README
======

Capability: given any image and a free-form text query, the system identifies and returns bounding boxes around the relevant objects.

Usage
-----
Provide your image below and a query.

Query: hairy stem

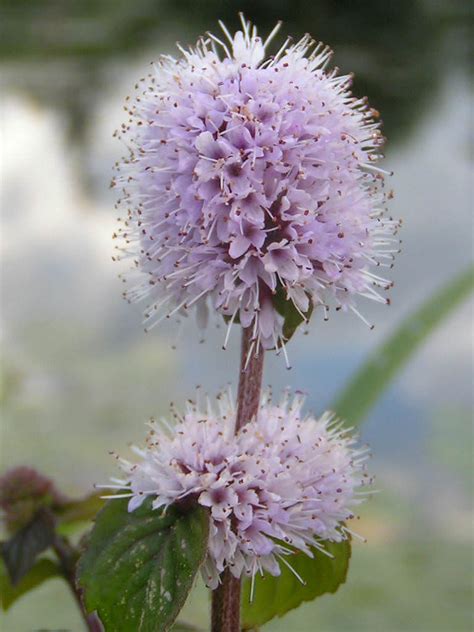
[211,326,265,632]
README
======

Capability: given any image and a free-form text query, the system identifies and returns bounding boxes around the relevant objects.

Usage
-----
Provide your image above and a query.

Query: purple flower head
[102,390,371,589]
[113,16,400,349]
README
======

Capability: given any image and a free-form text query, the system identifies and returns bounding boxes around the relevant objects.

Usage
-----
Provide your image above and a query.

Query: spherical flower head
[113,16,400,349]
[105,391,371,589]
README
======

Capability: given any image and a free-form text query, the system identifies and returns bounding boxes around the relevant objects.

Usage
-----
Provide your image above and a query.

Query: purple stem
[53,536,103,632]
[211,326,265,632]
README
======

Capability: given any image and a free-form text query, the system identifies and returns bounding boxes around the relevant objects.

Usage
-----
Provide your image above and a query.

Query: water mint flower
[100,390,371,589]
[0,466,66,533]
[113,16,399,350]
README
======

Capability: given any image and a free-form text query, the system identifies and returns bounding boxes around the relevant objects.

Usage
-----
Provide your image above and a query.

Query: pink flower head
[103,390,371,589]
[113,16,400,349]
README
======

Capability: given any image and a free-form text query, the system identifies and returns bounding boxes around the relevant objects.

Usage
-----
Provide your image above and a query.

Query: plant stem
[234,327,266,433]
[53,535,103,632]
[211,570,242,632]
[211,326,265,632]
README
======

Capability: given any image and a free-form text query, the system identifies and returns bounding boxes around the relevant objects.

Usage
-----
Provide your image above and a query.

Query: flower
[101,390,371,589]
[113,16,400,350]
[0,466,66,533]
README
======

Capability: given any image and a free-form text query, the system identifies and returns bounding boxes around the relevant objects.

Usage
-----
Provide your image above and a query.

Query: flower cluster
[0,466,66,533]
[104,390,371,588]
[113,17,400,349]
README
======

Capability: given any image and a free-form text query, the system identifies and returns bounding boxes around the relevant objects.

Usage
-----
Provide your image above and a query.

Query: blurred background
[0,0,472,630]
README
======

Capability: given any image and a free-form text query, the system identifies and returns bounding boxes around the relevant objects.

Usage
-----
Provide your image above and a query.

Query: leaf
[1,508,56,584]
[56,492,103,528]
[223,287,312,344]
[241,539,351,629]
[333,265,474,426]
[78,498,209,632]
[273,286,313,343]
[0,557,61,610]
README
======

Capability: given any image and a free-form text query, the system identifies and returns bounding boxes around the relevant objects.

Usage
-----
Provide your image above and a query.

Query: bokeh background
[1,1,472,630]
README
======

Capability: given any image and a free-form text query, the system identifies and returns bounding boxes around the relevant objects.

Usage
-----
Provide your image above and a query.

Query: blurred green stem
[333,263,474,425]
[211,327,265,632]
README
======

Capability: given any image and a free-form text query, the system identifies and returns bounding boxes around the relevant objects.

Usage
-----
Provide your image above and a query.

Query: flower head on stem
[113,16,400,351]
[100,389,372,590]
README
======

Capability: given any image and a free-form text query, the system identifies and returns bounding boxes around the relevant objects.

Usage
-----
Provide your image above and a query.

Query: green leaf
[78,498,209,632]
[273,286,313,343]
[56,492,103,529]
[1,508,56,584]
[333,265,474,426]
[0,557,61,610]
[241,539,351,629]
